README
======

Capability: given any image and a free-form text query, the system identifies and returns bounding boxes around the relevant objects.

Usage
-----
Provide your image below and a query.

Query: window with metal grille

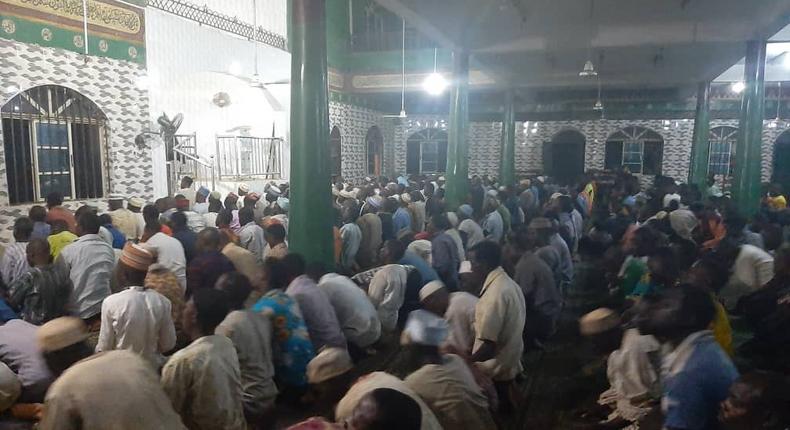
[406,128,448,174]
[1,85,107,205]
[604,126,664,175]
[708,126,738,176]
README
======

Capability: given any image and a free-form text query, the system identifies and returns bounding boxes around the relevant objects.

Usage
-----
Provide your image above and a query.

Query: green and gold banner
[0,0,146,64]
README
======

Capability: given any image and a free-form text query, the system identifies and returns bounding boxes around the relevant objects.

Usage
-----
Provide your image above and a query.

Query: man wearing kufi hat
[96,243,176,369]
[37,317,185,429]
[107,194,140,241]
[127,197,147,240]
[177,176,196,210]
[419,279,478,355]
[400,310,497,430]
[193,186,211,215]
[393,194,413,237]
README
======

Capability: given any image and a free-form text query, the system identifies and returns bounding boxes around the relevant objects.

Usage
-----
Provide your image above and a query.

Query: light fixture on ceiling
[423,47,448,96]
[580,60,598,77]
[731,81,746,93]
[769,81,783,129]
[579,0,598,77]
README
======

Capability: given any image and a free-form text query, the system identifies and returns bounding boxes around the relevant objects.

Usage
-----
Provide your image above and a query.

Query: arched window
[708,126,738,176]
[366,126,383,176]
[406,128,448,174]
[330,126,342,177]
[604,126,664,175]
[2,85,107,204]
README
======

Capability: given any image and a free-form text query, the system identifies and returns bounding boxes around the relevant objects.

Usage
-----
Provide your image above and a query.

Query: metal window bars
[1,85,108,205]
[147,0,287,51]
[215,135,282,182]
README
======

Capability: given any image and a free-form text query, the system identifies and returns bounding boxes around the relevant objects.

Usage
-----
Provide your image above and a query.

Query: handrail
[173,147,214,169]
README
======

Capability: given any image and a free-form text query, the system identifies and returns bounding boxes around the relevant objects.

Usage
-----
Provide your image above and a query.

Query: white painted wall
[144,7,291,197]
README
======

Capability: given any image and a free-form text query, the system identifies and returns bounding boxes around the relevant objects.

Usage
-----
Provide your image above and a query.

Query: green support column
[500,90,516,186]
[444,50,470,210]
[688,82,711,189]
[287,0,334,266]
[732,40,767,217]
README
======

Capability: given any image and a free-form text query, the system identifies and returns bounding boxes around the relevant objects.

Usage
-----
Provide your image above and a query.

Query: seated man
[7,239,70,325]
[264,223,289,260]
[96,243,176,369]
[215,273,278,429]
[400,310,497,430]
[162,289,246,430]
[637,285,738,430]
[1,217,33,287]
[37,317,185,429]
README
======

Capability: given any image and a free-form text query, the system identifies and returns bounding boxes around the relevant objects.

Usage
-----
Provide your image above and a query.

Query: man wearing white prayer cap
[407,240,432,265]
[400,310,497,430]
[419,279,478,355]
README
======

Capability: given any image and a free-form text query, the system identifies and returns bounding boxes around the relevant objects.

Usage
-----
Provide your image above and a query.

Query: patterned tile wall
[0,39,151,242]
[329,101,395,182]
[392,115,790,185]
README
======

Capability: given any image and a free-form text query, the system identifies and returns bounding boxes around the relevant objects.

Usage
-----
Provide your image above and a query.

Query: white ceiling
[375,0,790,91]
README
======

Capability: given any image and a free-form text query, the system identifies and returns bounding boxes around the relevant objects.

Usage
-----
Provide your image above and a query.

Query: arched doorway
[330,126,342,177]
[544,129,585,184]
[366,126,383,176]
[406,128,448,174]
[773,130,790,191]
[1,85,107,204]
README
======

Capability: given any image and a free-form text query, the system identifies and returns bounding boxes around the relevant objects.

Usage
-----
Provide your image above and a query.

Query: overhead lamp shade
[579,60,598,77]
[593,100,604,110]
[422,72,448,96]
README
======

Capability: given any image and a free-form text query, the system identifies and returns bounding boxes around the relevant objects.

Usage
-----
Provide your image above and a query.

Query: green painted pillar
[732,40,766,217]
[500,90,516,186]
[444,50,470,210]
[688,82,711,189]
[287,0,334,266]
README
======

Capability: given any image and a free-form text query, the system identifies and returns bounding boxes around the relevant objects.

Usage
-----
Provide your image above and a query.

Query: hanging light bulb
[579,60,598,77]
[731,81,746,93]
[593,100,603,111]
[423,48,448,96]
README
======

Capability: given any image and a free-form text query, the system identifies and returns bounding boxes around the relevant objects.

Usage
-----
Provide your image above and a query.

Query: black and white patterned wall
[328,101,395,182]
[389,115,790,184]
[0,39,152,242]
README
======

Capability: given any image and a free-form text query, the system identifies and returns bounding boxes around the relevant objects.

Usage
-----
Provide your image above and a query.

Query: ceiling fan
[212,0,287,112]
[383,18,408,119]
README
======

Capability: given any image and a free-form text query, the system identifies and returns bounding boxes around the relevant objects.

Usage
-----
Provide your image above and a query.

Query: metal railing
[216,135,283,181]
[168,133,216,194]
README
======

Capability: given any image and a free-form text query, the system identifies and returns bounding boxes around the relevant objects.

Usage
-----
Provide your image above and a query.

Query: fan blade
[257,86,284,112]
[261,79,290,85]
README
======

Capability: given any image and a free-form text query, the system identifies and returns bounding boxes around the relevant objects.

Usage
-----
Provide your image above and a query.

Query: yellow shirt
[48,231,77,259]
[710,296,733,356]
[768,195,787,210]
